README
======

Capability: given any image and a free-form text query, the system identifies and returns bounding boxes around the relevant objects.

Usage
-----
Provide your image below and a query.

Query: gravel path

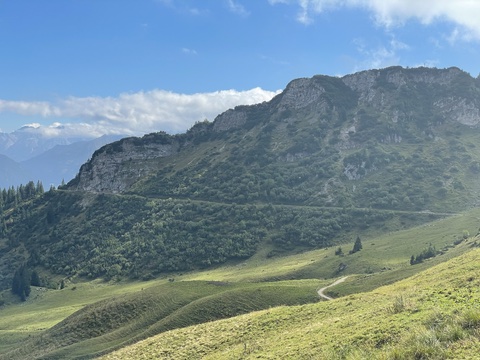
[317,276,348,300]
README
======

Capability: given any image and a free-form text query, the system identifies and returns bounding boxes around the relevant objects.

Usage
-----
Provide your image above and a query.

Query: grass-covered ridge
[101,246,480,359]
[0,280,319,359]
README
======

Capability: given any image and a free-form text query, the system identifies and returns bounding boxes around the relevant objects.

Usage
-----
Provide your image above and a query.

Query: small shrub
[435,323,466,343]
[410,243,437,265]
[460,309,480,329]
[389,328,445,360]
[390,295,406,314]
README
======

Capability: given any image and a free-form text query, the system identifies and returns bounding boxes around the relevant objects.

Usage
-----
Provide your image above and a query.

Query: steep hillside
[0,189,443,290]
[101,246,480,359]
[2,66,480,290]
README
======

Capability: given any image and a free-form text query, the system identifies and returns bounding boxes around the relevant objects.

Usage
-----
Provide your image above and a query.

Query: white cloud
[156,0,209,16]
[0,99,59,117]
[187,7,204,16]
[268,0,480,41]
[0,88,281,138]
[226,0,249,16]
[181,47,198,55]
[353,35,409,70]
[16,121,102,139]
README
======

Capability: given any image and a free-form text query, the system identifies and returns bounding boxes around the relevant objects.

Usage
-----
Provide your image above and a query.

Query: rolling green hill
[99,246,480,359]
[0,208,479,359]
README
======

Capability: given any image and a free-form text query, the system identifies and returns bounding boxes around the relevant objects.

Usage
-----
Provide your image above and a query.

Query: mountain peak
[68,66,480,205]
[17,123,42,131]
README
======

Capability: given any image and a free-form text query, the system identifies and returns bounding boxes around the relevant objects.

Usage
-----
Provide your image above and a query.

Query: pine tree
[351,235,363,254]
[36,180,44,195]
[0,217,6,237]
[25,181,36,198]
[11,265,31,301]
[30,270,41,287]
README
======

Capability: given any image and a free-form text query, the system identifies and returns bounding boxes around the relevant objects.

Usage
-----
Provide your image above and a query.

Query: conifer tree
[1,217,7,237]
[36,180,44,194]
[11,265,31,301]
[30,270,41,287]
[351,235,363,254]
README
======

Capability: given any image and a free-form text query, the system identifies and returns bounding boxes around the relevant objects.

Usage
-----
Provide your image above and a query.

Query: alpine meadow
[2,66,480,359]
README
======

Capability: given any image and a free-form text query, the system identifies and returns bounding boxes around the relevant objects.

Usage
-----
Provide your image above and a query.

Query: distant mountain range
[0,154,31,188]
[0,128,124,188]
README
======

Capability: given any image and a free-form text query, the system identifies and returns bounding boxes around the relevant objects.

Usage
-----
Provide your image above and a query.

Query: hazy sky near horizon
[0,0,479,137]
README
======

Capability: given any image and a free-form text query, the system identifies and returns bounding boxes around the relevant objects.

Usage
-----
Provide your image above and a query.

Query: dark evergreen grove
[0,180,44,210]
[410,244,437,265]
[2,187,415,292]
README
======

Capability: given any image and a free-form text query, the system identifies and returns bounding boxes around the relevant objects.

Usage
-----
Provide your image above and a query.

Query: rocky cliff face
[341,66,465,97]
[71,134,180,193]
[277,77,326,110]
[434,97,480,126]
[212,108,248,132]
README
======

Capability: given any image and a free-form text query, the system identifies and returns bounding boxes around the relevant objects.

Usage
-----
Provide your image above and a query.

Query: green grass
[183,208,480,290]
[1,208,480,359]
[0,279,161,352]
[0,280,319,360]
[100,247,480,359]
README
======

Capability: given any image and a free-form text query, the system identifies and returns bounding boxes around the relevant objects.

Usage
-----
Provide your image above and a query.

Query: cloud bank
[269,0,480,41]
[0,88,281,138]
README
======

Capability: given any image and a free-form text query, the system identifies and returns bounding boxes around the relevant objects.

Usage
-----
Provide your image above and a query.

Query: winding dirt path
[317,276,348,300]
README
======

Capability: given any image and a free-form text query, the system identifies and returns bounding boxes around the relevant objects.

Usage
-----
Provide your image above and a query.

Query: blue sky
[0,0,479,137]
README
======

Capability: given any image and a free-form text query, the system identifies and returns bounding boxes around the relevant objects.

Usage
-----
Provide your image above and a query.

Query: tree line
[0,181,45,211]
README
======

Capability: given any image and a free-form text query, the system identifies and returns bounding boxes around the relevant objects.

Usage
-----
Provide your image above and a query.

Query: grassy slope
[183,208,480,293]
[0,281,319,360]
[101,246,480,360]
[0,279,156,354]
[0,208,479,359]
